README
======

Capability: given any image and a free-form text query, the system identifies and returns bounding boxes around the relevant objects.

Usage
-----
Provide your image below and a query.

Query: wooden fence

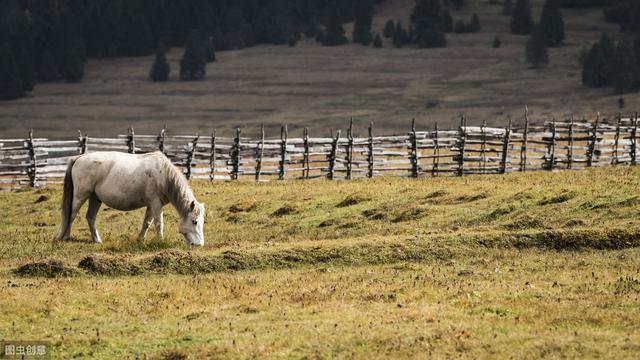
[1,111,638,190]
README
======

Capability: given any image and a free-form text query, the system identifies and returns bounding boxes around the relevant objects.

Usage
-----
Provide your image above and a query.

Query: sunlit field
[1,167,639,358]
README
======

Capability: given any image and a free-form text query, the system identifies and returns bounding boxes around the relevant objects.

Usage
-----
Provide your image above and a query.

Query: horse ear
[190,200,195,212]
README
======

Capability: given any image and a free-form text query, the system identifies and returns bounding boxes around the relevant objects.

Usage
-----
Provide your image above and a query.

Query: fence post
[367,122,374,178]
[328,130,341,180]
[157,125,166,154]
[232,128,241,180]
[210,130,216,181]
[27,129,36,188]
[632,113,638,166]
[410,118,419,178]
[567,114,574,169]
[185,134,199,180]
[613,113,621,165]
[481,119,487,174]
[587,114,599,167]
[279,124,288,180]
[127,127,135,154]
[78,131,87,154]
[432,122,439,177]
[303,127,310,179]
[256,124,265,182]
[501,118,512,174]
[547,118,556,171]
[520,106,529,172]
[347,118,354,180]
[457,115,466,177]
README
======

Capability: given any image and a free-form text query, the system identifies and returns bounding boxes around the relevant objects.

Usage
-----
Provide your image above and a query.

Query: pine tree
[373,34,383,48]
[511,0,533,35]
[503,0,513,16]
[203,35,216,63]
[353,0,374,45]
[539,0,564,46]
[610,40,638,93]
[493,36,502,48]
[393,21,407,48]
[150,43,171,82]
[451,0,465,8]
[582,43,606,87]
[53,6,85,83]
[323,4,347,46]
[443,9,454,33]
[315,28,326,43]
[455,20,467,33]
[10,13,35,93]
[411,0,447,48]
[38,50,58,82]
[526,24,549,67]
[0,41,24,100]
[383,20,395,38]
[469,14,481,32]
[120,4,155,57]
[180,30,206,81]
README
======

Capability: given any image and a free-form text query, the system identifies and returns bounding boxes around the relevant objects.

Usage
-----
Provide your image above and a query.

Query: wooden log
[232,128,241,180]
[480,119,487,174]
[432,122,440,177]
[328,130,341,180]
[279,124,288,180]
[567,115,574,169]
[632,113,638,166]
[127,127,135,154]
[185,135,199,180]
[547,119,556,170]
[27,129,36,187]
[78,131,87,154]
[347,118,354,180]
[587,114,599,167]
[520,106,529,172]
[158,125,166,154]
[457,115,466,177]
[256,125,265,182]
[501,119,512,174]
[303,127,310,179]
[410,118,419,178]
[613,113,622,165]
[367,122,374,178]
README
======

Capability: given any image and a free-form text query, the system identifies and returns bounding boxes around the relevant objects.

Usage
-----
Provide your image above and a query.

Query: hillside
[0,0,636,140]
[1,167,639,358]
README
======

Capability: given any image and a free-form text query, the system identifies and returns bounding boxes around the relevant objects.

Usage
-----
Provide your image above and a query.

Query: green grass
[1,167,640,358]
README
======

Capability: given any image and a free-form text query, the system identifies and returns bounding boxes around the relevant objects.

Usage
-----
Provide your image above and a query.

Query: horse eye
[192,220,197,225]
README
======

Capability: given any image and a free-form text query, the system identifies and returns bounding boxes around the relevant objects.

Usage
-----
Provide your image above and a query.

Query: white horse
[54,151,205,246]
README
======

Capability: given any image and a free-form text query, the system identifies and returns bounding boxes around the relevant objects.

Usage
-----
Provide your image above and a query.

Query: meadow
[1,167,639,358]
[0,0,634,140]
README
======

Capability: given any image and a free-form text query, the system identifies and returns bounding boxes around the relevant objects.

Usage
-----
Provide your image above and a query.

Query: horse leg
[138,207,153,241]
[86,193,102,243]
[150,201,164,240]
[63,193,90,240]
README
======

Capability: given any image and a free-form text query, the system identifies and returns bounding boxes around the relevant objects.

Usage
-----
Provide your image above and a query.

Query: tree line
[581,0,640,93]
[0,0,384,100]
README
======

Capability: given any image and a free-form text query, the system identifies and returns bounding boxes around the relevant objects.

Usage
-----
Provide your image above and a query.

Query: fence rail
[1,110,638,190]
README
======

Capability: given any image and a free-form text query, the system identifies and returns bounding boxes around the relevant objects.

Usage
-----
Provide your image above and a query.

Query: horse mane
[160,153,195,217]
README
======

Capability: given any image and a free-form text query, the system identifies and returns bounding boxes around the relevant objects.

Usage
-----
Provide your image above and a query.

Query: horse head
[179,200,205,246]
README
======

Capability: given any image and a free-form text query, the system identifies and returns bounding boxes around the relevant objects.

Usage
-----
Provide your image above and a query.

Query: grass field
[0,0,636,140]
[1,167,640,358]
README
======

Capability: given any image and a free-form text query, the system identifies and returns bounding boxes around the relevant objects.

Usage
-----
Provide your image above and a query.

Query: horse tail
[55,156,79,240]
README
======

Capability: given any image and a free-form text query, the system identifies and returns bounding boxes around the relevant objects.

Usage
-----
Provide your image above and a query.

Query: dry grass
[0,167,640,358]
[0,0,635,140]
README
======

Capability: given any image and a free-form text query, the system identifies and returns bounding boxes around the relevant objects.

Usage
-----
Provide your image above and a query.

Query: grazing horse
[54,151,205,246]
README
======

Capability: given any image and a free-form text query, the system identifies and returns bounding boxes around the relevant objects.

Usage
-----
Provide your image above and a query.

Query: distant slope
[0,0,635,139]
